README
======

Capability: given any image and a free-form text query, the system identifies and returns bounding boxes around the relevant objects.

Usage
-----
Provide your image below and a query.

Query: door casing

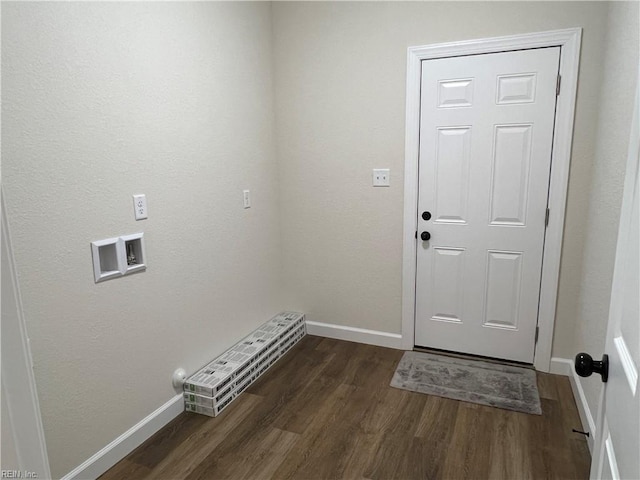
[1,191,51,477]
[401,28,582,372]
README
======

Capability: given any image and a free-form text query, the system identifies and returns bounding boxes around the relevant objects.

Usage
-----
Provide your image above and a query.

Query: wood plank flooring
[100,336,591,480]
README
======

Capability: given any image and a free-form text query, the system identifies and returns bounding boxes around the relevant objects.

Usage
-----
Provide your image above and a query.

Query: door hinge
[415,231,417,239]
[556,74,562,96]
[545,208,550,227]
[535,326,540,344]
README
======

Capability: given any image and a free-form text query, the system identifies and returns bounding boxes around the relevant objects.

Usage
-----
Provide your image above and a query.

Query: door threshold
[413,346,534,370]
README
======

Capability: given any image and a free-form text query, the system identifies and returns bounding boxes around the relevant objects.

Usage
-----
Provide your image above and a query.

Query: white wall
[573,0,639,426]
[2,3,282,477]
[273,1,608,351]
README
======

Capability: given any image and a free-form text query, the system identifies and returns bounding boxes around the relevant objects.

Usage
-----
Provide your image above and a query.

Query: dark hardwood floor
[100,335,591,480]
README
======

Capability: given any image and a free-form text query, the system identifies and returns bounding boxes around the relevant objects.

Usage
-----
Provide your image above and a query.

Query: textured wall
[2,3,282,477]
[573,0,639,425]
[273,1,608,351]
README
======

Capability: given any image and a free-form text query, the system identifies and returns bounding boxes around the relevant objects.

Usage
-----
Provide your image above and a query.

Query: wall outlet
[243,190,251,209]
[133,194,148,220]
[373,169,390,187]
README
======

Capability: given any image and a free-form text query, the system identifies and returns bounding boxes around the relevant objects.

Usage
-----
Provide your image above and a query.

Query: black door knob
[421,231,431,241]
[422,211,432,221]
[575,353,609,382]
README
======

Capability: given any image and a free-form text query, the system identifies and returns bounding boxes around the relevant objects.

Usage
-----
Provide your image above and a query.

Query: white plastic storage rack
[184,312,306,417]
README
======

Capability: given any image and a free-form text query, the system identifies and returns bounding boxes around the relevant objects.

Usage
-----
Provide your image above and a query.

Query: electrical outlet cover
[133,194,148,220]
[373,168,390,187]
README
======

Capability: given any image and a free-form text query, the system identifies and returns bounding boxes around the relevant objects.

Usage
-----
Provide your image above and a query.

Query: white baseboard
[549,356,573,376]
[306,321,403,350]
[61,394,184,480]
[550,357,596,452]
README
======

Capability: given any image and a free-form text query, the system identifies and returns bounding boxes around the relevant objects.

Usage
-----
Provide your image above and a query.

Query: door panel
[496,73,537,104]
[489,124,533,225]
[431,247,466,323]
[434,127,471,223]
[438,78,474,108]
[415,47,560,362]
[483,250,523,329]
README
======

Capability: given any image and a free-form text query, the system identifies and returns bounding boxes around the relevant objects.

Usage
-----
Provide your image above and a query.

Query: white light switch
[133,194,148,220]
[243,190,251,209]
[373,169,390,187]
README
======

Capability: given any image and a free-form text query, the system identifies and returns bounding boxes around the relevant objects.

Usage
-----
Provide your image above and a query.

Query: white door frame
[401,28,582,372]
[1,191,52,478]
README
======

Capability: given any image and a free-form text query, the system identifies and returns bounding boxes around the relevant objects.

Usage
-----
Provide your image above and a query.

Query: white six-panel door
[415,47,560,363]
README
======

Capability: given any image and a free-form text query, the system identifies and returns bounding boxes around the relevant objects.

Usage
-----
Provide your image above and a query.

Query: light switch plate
[373,169,390,187]
[243,190,251,209]
[133,194,148,220]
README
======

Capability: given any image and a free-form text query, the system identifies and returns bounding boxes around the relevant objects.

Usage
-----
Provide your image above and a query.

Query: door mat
[390,351,542,415]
